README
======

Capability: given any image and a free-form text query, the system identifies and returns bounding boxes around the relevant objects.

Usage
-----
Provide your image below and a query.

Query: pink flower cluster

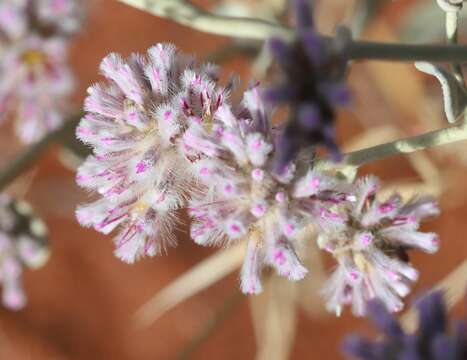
[0,0,81,143]
[186,86,352,293]
[76,44,227,263]
[76,43,440,316]
[320,176,440,316]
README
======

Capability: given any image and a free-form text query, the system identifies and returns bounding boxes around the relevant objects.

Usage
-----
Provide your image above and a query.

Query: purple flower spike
[416,291,447,340]
[293,0,315,31]
[265,0,350,170]
[342,291,467,360]
[366,300,404,338]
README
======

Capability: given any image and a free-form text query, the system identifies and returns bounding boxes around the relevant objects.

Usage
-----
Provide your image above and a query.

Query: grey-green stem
[118,0,467,63]
[343,120,467,167]
[0,116,80,191]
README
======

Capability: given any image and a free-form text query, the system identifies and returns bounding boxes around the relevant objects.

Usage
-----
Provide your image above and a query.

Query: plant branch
[0,116,80,191]
[117,0,292,40]
[342,120,467,167]
[117,0,467,63]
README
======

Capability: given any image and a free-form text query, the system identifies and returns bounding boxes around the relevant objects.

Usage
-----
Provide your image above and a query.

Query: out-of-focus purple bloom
[265,0,350,171]
[342,291,467,360]
[0,194,49,310]
[0,0,82,143]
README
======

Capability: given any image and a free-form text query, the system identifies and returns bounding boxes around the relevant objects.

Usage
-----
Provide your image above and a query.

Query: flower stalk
[342,120,467,167]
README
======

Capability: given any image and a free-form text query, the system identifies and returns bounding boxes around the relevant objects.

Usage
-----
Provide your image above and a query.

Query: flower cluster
[0,194,49,310]
[0,0,82,143]
[186,85,351,293]
[76,43,440,315]
[76,43,227,263]
[343,291,467,360]
[320,176,440,316]
[265,0,350,170]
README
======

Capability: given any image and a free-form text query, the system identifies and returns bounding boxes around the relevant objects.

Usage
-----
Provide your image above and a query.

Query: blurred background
[0,0,466,359]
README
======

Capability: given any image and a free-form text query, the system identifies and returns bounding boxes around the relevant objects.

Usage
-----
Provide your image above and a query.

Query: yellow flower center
[132,200,150,216]
[22,50,47,67]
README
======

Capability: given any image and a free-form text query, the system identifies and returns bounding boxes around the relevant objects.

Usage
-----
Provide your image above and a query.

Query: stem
[0,116,80,191]
[446,10,465,84]
[342,120,467,167]
[347,41,467,63]
[118,0,292,40]
[175,290,243,360]
[117,0,467,63]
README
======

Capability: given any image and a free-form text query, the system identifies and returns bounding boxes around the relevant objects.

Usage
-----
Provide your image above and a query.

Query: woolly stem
[342,120,467,167]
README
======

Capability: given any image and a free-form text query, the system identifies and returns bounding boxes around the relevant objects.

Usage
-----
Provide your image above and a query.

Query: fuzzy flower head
[76,43,227,263]
[186,85,351,294]
[0,0,81,143]
[320,176,440,317]
[343,291,467,360]
[0,194,49,310]
[265,0,350,170]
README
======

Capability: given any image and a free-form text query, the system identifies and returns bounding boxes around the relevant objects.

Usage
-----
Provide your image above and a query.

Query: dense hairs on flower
[186,84,351,294]
[320,176,440,316]
[76,43,227,263]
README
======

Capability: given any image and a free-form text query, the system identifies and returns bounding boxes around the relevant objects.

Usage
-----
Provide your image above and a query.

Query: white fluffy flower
[0,35,74,142]
[76,43,227,263]
[0,0,81,143]
[320,175,440,316]
[187,85,350,294]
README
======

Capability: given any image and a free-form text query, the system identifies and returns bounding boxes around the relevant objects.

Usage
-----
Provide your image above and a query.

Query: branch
[342,120,467,167]
[117,0,292,40]
[0,116,80,191]
[117,0,467,63]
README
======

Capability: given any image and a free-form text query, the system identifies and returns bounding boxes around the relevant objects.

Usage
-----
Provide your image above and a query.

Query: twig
[175,290,244,360]
[117,0,467,63]
[439,0,465,84]
[342,120,467,167]
[0,116,80,191]
[117,0,291,40]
